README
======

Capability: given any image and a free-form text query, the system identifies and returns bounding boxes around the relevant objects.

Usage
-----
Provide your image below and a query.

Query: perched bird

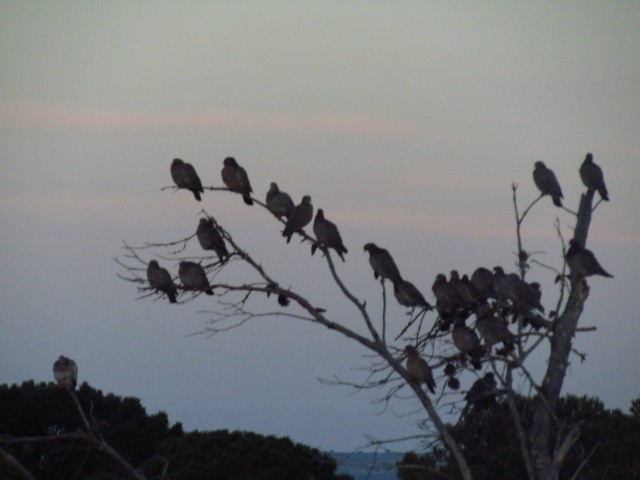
[363,243,403,285]
[394,279,433,310]
[178,261,214,295]
[221,157,253,205]
[565,239,613,278]
[313,209,348,261]
[471,267,496,299]
[432,273,463,309]
[147,260,178,304]
[493,266,521,304]
[457,274,480,307]
[465,373,498,407]
[404,346,436,394]
[452,319,483,368]
[579,153,609,201]
[266,182,294,219]
[53,355,78,390]
[513,280,545,313]
[171,158,204,201]
[475,306,515,352]
[533,161,563,207]
[282,195,313,243]
[196,218,229,264]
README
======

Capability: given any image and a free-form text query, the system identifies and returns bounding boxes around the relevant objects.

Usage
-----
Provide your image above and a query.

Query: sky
[1,1,639,453]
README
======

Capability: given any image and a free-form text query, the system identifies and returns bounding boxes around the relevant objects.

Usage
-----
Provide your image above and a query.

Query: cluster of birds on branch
[149,153,612,407]
[148,156,349,304]
[398,153,612,405]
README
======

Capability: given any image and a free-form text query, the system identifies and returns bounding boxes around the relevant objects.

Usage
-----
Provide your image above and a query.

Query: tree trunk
[528,190,595,480]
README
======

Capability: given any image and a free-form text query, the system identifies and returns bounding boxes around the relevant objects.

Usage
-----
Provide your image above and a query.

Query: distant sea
[329,451,403,480]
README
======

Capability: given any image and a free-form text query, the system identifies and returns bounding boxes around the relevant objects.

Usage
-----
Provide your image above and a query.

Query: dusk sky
[1,2,639,452]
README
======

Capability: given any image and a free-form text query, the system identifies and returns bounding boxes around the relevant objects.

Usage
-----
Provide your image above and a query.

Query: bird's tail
[243,195,253,206]
[193,190,202,201]
[552,196,562,207]
[168,292,177,304]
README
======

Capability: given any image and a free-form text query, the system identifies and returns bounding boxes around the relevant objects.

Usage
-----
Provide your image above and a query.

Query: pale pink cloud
[0,103,420,137]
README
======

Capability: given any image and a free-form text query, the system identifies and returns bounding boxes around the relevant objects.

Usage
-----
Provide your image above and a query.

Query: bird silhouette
[147,260,178,303]
[533,161,563,207]
[313,209,348,261]
[53,355,78,390]
[566,239,613,278]
[579,153,609,201]
[266,182,295,219]
[404,346,436,394]
[282,195,313,243]
[171,158,204,201]
[363,243,403,285]
[221,157,253,205]
[179,261,214,295]
[196,218,229,264]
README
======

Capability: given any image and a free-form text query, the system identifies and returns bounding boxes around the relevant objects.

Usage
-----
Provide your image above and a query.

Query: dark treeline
[0,381,351,480]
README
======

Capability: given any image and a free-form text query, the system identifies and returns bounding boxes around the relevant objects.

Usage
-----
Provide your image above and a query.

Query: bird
[565,239,613,278]
[579,153,609,201]
[147,260,178,303]
[404,346,436,394]
[394,279,433,310]
[533,161,563,207]
[475,306,516,352]
[170,158,204,201]
[266,182,294,219]
[471,267,496,300]
[362,243,403,285]
[282,195,313,243]
[456,274,480,307]
[178,261,214,295]
[492,266,521,304]
[221,157,253,205]
[432,273,464,310]
[313,209,348,261]
[452,319,483,368]
[513,280,545,313]
[465,373,498,407]
[53,355,78,390]
[196,218,229,264]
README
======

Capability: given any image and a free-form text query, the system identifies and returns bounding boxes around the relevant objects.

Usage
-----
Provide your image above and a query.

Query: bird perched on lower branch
[404,345,436,394]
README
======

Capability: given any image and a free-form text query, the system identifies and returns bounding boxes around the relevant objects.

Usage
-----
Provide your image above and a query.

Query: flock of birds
[47,153,615,412]
[145,153,614,404]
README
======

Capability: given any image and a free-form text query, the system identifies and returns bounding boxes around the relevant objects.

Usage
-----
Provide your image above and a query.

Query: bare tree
[117,155,611,480]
